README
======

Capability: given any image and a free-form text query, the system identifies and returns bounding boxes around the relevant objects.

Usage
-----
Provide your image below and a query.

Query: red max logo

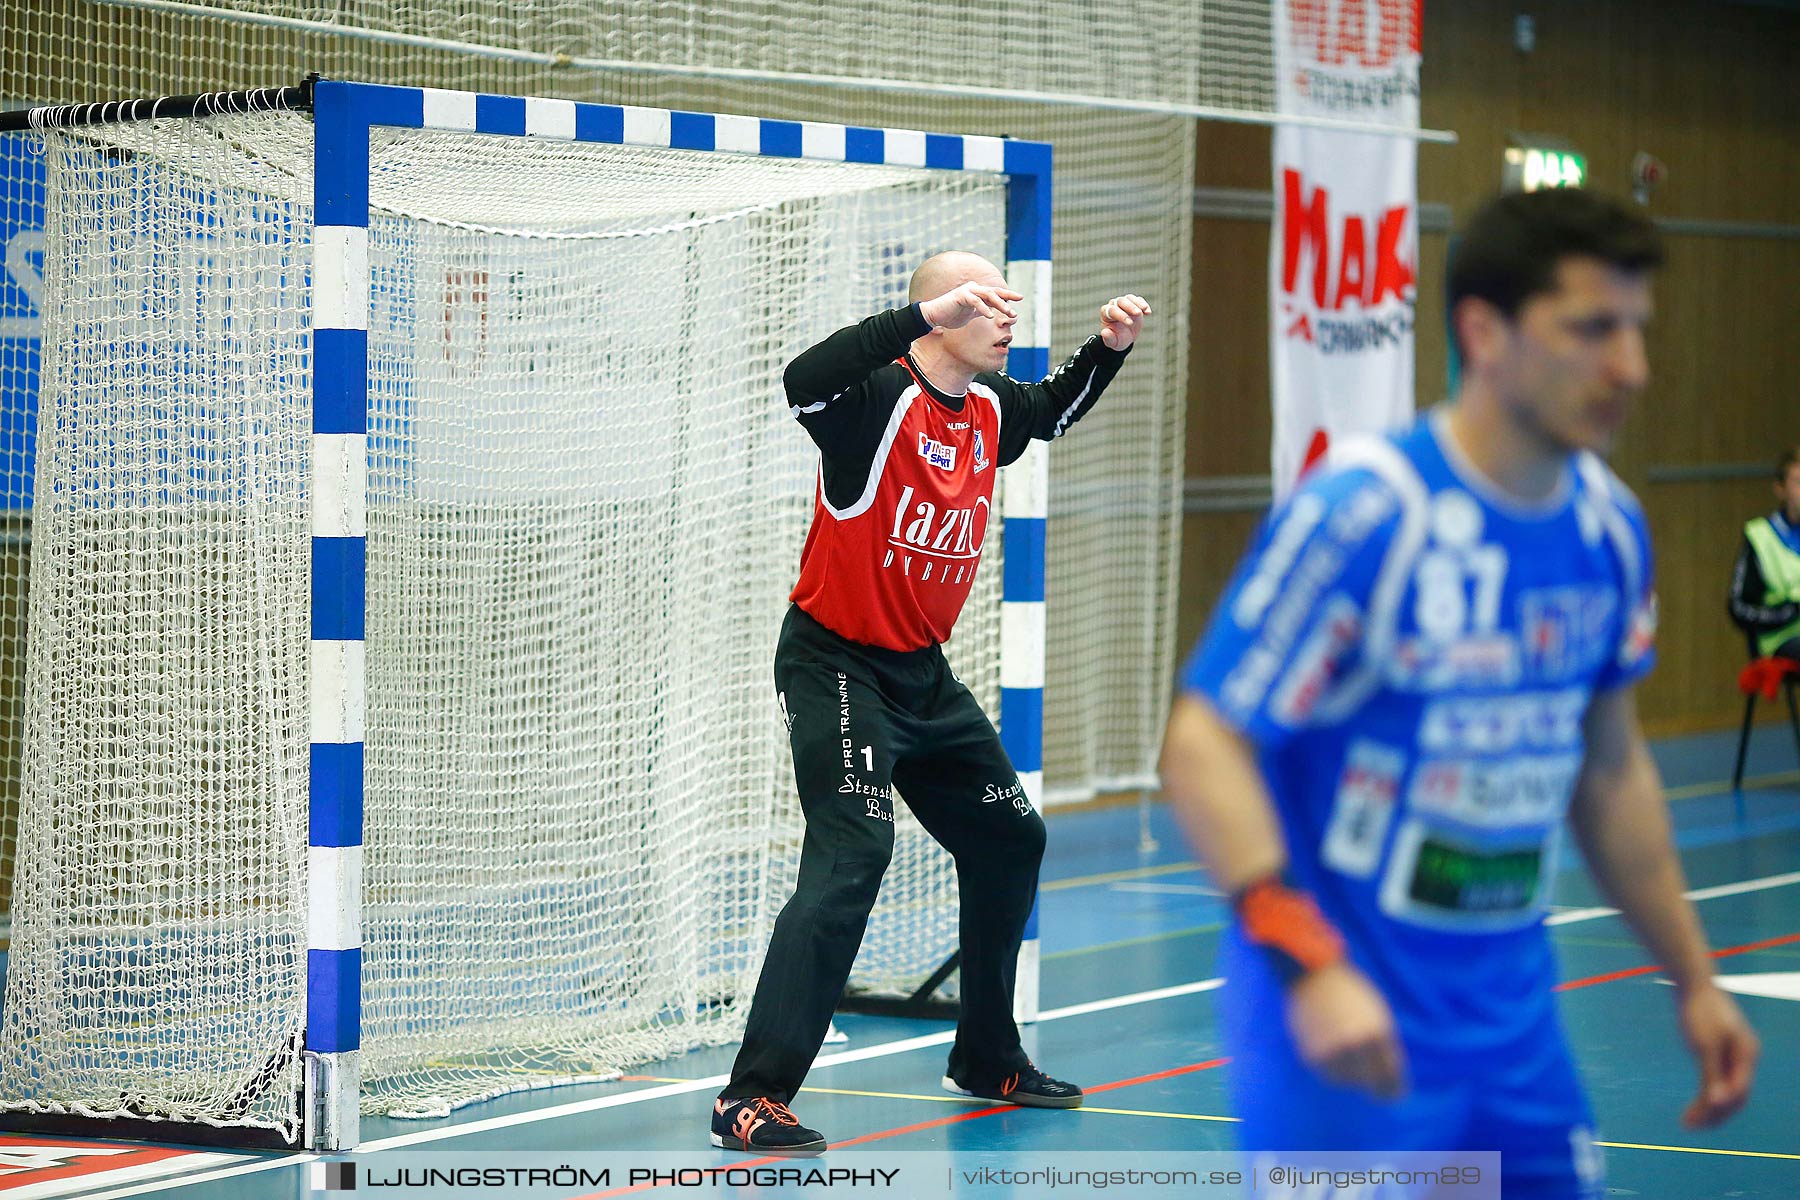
[1288,0,1420,68]
[1280,170,1415,317]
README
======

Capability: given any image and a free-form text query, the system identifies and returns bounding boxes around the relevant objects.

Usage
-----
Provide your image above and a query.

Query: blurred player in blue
[1160,190,1758,1197]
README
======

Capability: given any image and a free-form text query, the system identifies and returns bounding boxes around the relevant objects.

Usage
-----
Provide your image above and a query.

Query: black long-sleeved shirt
[785,303,1130,510]
[784,301,1130,649]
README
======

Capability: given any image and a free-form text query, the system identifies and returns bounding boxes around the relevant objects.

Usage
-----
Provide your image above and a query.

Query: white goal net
[0,107,1009,1134]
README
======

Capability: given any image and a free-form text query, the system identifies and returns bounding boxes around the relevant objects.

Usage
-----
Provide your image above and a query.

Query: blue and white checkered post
[302,80,1053,1146]
[1001,143,1052,1026]
[307,81,370,1152]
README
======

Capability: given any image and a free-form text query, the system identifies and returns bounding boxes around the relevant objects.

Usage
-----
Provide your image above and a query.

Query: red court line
[1081,1057,1231,1097]
[1555,930,1800,992]
[585,925,1800,1196]
[581,1057,1233,1198]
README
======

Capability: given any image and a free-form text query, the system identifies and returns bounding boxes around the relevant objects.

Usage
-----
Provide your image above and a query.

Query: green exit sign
[1503,145,1587,192]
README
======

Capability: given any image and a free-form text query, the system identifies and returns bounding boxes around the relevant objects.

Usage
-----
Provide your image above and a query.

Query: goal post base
[0,1109,303,1152]
[838,950,960,1021]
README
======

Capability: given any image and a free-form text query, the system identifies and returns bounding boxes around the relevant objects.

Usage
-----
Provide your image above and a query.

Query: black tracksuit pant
[721,604,1047,1104]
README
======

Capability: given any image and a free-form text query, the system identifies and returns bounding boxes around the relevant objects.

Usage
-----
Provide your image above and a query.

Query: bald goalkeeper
[709,253,1151,1154]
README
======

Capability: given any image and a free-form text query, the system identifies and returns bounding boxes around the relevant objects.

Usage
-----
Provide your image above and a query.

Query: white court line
[1684,870,1800,903]
[357,867,1800,1152]
[55,1153,313,1200]
[81,868,1800,1192]
[0,1153,240,1200]
[1108,882,1222,896]
[1546,869,1800,926]
[356,979,1228,1152]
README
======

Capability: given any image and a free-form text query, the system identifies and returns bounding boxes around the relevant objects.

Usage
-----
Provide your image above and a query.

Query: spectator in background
[1728,446,1800,662]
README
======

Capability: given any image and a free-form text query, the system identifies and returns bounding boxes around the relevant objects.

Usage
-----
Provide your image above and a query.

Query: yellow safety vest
[1745,515,1800,656]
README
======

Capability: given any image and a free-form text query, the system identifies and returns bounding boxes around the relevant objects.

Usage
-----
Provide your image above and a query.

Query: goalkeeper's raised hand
[1099,293,1151,350]
[920,280,1022,331]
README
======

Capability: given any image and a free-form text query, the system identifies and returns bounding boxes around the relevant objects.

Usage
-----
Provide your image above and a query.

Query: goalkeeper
[711,251,1150,1155]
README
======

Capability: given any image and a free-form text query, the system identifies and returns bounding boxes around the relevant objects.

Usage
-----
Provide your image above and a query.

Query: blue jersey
[1182,411,1656,1058]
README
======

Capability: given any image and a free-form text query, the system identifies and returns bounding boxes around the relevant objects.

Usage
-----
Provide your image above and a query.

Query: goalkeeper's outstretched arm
[989,294,1150,465]
[783,304,934,416]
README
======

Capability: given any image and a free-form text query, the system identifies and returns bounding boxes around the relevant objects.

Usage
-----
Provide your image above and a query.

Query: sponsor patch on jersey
[1408,833,1544,915]
[918,433,956,470]
[1417,689,1588,754]
[1407,753,1581,828]
[1322,739,1405,877]
[1520,586,1618,680]
[1380,818,1557,931]
[1387,633,1521,690]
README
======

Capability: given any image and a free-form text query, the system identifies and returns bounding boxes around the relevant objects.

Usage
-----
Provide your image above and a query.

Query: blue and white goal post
[307,80,1053,1149]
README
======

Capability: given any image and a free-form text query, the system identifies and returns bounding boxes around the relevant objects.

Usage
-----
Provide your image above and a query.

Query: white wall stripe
[1003,440,1050,520]
[311,434,366,539]
[312,226,368,333]
[883,127,926,167]
[420,88,477,131]
[801,121,847,161]
[310,639,366,745]
[622,105,672,147]
[713,113,758,154]
[1000,601,1047,689]
[964,134,1006,173]
[307,845,363,952]
[525,96,577,140]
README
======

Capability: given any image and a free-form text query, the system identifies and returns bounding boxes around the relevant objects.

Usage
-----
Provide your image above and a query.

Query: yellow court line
[448,1078,1794,1151]
[1663,768,1800,803]
[1076,1105,1240,1124]
[1042,860,1204,892]
[1042,923,1221,962]
[1597,1140,1800,1162]
[796,1086,982,1106]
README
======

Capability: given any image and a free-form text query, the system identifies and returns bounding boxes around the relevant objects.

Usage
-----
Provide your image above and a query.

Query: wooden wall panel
[1181,0,1800,736]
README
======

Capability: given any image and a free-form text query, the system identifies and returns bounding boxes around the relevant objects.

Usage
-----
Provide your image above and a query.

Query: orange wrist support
[1234,874,1347,986]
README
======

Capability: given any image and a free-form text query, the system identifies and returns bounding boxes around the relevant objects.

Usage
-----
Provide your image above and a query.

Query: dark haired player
[1161,190,1757,1197]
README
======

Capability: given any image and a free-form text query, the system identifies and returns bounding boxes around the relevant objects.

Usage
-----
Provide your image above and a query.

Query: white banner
[1270,1,1421,498]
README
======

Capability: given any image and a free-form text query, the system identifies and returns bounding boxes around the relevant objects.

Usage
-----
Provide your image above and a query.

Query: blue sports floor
[3,724,1797,1199]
